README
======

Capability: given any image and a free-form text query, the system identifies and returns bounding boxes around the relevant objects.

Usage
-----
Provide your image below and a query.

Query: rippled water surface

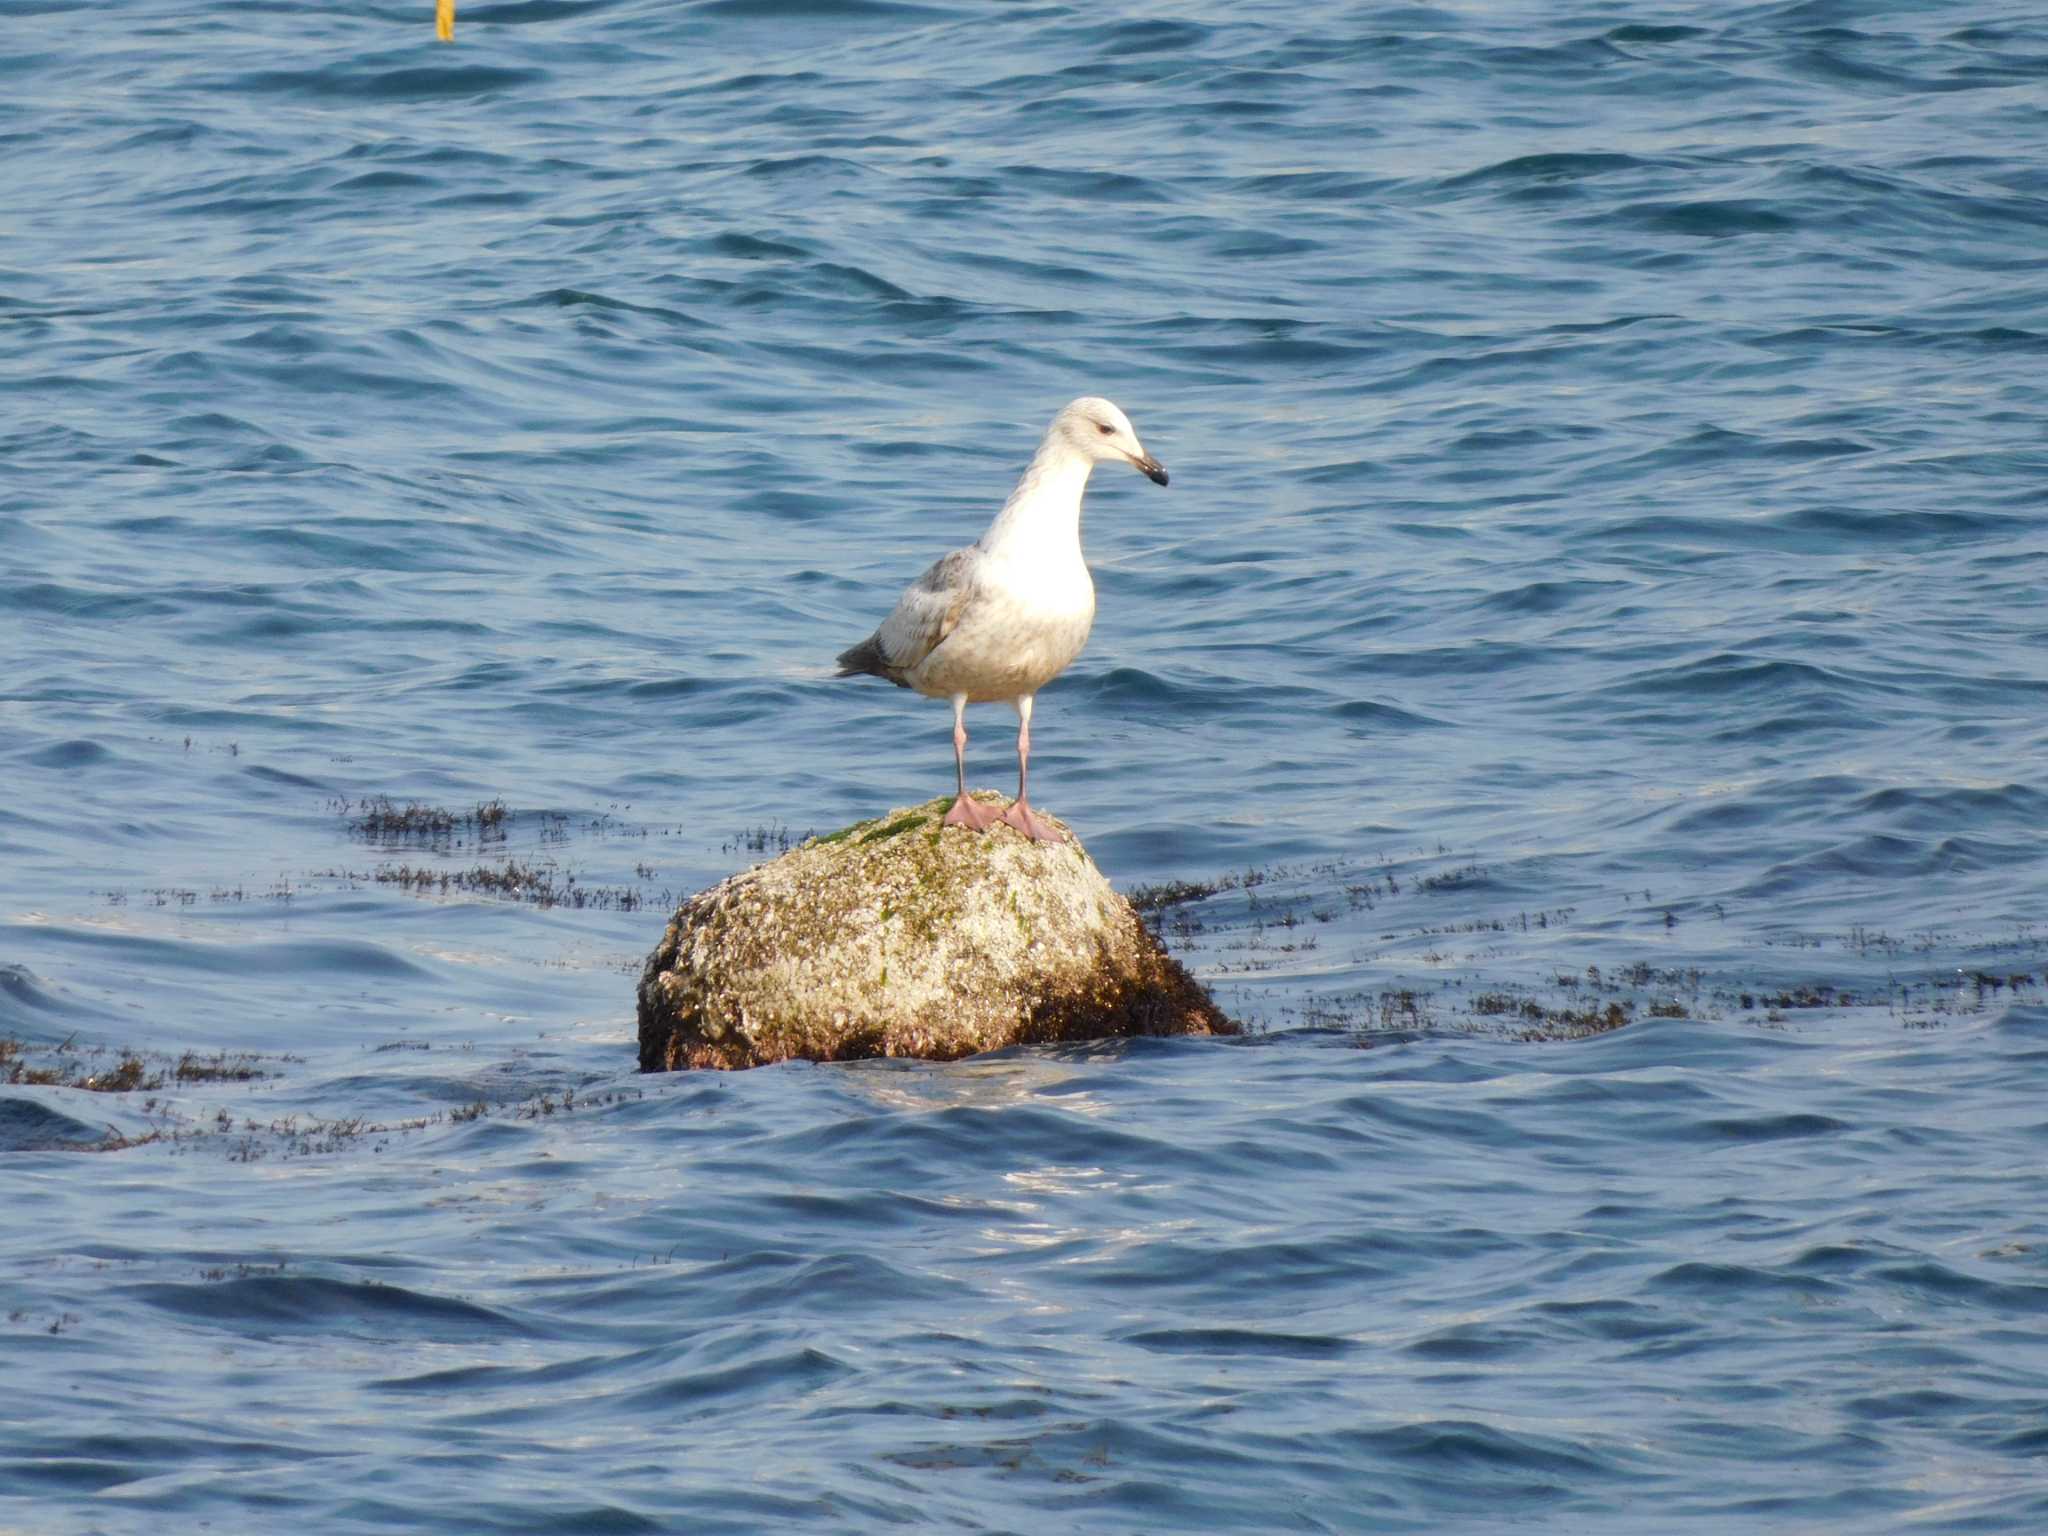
[5,1,2048,1530]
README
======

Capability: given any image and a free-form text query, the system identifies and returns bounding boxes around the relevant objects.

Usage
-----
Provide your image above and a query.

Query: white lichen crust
[637,797,1232,1070]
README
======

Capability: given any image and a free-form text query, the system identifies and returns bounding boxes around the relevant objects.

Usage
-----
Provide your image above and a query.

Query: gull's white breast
[907,547,1095,703]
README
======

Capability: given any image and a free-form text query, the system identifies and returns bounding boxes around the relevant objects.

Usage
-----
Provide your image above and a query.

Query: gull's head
[1051,396,1168,486]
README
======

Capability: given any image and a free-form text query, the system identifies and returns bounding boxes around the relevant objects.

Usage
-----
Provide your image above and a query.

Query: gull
[835,397,1168,843]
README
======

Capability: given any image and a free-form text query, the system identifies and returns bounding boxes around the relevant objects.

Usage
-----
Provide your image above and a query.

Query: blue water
[5,0,2048,1529]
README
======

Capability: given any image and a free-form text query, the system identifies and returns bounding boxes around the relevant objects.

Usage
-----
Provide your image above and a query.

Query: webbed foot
[942,792,1000,831]
[999,798,1066,844]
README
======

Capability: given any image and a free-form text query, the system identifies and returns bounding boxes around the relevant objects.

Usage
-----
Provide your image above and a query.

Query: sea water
[4,2,2047,1530]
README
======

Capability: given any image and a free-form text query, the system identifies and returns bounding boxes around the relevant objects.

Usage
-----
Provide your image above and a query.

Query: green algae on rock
[637,795,1235,1070]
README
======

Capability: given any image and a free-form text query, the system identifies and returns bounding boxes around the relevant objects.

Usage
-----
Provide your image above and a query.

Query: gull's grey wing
[834,547,979,687]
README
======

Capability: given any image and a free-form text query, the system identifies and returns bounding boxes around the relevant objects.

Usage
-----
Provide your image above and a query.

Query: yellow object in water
[435,0,454,41]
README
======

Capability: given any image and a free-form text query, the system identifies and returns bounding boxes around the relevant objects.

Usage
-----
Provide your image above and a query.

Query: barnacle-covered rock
[637,796,1233,1070]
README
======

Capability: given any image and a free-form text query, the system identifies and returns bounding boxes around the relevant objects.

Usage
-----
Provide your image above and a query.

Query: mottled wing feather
[878,547,979,669]
[836,547,980,686]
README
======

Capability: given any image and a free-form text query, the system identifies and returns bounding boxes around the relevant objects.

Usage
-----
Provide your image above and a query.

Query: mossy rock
[637,795,1235,1070]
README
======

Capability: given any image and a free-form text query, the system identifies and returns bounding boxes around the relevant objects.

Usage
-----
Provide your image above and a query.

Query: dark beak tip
[1146,463,1169,486]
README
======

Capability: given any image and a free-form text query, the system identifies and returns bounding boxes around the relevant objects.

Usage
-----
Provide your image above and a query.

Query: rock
[637,795,1235,1070]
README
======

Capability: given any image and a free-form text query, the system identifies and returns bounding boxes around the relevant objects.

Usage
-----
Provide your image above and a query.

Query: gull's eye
[1096,422,1114,435]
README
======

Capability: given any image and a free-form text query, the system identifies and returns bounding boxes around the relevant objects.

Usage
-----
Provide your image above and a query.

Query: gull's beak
[1130,452,1168,487]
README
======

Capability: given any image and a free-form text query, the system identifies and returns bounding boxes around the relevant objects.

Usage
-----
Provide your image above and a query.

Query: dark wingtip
[835,637,883,677]
[836,636,912,687]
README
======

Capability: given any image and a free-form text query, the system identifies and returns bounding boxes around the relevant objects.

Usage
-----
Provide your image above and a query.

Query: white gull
[835,396,1169,843]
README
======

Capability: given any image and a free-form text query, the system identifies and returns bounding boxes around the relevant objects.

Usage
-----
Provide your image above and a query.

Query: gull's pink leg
[999,694,1065,843]
[941,692,998,831]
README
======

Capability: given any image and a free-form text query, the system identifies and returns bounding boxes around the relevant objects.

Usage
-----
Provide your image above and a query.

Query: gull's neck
[977,433,1092,561]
